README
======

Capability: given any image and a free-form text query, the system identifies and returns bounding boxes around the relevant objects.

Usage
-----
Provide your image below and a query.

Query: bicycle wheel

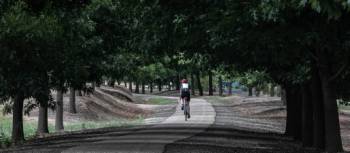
[184,104,187,121]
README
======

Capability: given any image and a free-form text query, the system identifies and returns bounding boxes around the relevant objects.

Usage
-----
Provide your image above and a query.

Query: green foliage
[139,62,176,82]
[0,1,63,100]
[236,70,270,90]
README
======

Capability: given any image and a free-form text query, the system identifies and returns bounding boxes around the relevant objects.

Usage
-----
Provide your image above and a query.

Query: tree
[236,71,270,97]
[208,70,213,96]
[0,1,63,143]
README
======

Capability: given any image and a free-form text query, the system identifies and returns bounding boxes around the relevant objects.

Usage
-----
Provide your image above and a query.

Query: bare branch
[329,61,349,82]
[307,49,318,62]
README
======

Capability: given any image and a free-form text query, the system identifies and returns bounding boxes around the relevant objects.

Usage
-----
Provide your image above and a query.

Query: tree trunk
[92,82,96,91]
[310,67,325,149]
[150,82,153,93]
[191,74,196,95]
[142,82,145,94]
[248,87,253,96]
[129,81,133,92]
[12,93,25,145]
[284,86,294,136]
[270,85,275,97]
[124,81,127,87]
[167,81,171,91]
[301,84,313,147]
[176,75,180,90]
[317,57,343,152]
[208,70,213,96]
[218,76,223,96]
[281,87,287,106]
[277,86,282,97]
[117,80,121,85]
[55,89,64,132]
[76,90,82,96]
[69,87,77,114]
[196,72,203,96]
[228,82,232,95]
[285,85,302,140]
[37,101,49,135]
[158,80,162,92]
[135,82,140,93]
[108,79,115,87]
[255,88,260,97]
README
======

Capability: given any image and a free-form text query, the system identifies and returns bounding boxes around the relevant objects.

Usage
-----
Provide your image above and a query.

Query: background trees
[236,71,270,97]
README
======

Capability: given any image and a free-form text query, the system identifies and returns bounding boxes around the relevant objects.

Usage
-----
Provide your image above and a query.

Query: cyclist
[180,79,191,118]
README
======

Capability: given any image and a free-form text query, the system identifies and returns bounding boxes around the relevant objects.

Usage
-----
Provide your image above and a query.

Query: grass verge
[339,105,350,111]
[64,117,144,131]
[203,96,230,104]
[146,97,177,105]
[0,106,143,147]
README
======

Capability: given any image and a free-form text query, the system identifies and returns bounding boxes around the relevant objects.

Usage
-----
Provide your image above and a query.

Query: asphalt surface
[62,98,215,153]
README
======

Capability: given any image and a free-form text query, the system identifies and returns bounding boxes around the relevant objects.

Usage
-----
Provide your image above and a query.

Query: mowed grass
[0,115,53,146]
[203,96,230,104]
[0,106,143,147]
[146,97,177,105]
[63,117,144,132]
[338,100,350,111]
[339,105,350,111]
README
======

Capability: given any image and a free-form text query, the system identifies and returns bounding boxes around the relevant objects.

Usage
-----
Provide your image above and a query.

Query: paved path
[63,98,215,153]
[1,96,324,153]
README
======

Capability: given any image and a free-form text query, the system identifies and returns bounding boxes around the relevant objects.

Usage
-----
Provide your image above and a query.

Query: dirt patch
[26,88,150,125]
[99,89,133,102]
[164,96,318,153]
[207,95,350,152]
[101,87,147,104]
[113,85,133,96]
[91,89,150,119]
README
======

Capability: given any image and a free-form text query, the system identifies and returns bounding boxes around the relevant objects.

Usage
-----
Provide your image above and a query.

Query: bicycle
[183,97,190,121]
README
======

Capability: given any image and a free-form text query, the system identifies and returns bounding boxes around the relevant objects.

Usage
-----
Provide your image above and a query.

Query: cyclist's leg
[187,102,190,118]
[187,94,191,118]
[185,98,190,118]
[188,100,190,114]
[181,98,185,110]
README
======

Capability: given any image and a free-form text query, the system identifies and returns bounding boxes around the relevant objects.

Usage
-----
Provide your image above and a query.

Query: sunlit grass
[339,105,350,111]
[0,106,143,147]
[338,100,350,111]
[203,96,230,104]
[0,114,54,147]
[64,117,144,131]
[146,98,177,105]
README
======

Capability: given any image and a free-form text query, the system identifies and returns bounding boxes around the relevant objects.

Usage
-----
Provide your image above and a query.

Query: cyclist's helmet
[181,79,188,83]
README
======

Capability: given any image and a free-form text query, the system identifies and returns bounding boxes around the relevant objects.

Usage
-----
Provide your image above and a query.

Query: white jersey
[182,83,189,89]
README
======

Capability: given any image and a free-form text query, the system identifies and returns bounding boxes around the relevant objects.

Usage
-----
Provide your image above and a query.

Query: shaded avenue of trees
[1,1,350,153]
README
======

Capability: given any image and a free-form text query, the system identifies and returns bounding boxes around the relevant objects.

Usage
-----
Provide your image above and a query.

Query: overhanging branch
[329,61,349,82]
